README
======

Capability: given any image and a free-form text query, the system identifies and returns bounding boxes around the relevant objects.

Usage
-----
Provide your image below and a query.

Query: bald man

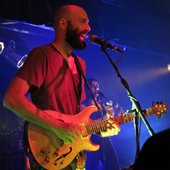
[3,4,120,170]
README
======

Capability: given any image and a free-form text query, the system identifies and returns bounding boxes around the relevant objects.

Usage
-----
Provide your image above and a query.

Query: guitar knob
[54,160,58,166]
[44,156,50,163]
[40,148,45,154]
[53,150,59,157]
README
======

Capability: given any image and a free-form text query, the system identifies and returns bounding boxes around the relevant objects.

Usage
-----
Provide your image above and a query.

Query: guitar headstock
[152,102,168,118]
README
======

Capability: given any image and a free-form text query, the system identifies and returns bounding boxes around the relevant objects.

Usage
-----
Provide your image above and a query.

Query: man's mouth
[80,34,86,40]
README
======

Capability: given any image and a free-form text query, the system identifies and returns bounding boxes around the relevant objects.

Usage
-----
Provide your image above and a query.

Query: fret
[85,120,108,135]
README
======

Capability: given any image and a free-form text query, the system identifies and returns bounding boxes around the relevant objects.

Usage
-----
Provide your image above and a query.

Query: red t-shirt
[17,44,86,115]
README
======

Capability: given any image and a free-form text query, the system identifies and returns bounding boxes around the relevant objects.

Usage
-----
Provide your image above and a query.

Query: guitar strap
[72,53,100,112]
[23,121,32,169]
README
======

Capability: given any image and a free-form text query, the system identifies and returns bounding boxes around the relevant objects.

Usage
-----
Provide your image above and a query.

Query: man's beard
[65,22,86,50]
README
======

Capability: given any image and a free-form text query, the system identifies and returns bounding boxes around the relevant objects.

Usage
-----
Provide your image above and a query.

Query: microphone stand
[100,43,155,160]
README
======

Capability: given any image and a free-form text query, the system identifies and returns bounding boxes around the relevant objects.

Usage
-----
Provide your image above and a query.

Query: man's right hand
[51,122,81,144]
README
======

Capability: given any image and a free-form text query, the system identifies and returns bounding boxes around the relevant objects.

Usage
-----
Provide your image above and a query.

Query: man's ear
[59,17,67,29]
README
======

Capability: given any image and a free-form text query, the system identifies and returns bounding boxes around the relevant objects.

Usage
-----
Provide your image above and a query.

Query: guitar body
[28,106,100,170]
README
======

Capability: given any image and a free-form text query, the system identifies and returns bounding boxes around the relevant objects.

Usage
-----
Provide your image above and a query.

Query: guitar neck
[83,108,154,136]
[81,102,167,137]
[115,107,153,125]
[84,120,108,136]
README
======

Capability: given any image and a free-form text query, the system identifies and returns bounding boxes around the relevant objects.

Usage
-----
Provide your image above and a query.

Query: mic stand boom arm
[100,43,155,159]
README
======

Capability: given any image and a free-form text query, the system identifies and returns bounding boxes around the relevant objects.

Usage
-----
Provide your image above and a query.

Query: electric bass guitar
[28,102,167,170]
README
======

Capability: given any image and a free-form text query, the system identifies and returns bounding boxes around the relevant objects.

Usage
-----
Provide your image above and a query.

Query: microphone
[88,34,123,53]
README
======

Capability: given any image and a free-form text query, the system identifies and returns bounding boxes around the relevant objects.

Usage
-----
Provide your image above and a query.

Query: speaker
[133,129,170,170]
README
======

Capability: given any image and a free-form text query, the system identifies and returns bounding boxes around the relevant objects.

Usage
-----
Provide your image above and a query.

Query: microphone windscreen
[88,34,98,43]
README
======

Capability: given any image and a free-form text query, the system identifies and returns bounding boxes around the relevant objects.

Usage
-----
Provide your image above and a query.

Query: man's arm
[3,76,78,143]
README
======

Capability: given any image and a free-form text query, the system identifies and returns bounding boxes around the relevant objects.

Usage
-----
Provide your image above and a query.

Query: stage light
[168,64,170,71]
[0,42,4,54]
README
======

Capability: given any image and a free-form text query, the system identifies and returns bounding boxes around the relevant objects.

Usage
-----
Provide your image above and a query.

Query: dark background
[0,0,170,169]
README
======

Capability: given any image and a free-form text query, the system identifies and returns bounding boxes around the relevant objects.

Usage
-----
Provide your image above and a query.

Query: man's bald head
[53,5,89,30]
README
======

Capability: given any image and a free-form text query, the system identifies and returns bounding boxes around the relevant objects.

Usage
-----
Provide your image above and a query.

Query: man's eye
[80,19,87,23]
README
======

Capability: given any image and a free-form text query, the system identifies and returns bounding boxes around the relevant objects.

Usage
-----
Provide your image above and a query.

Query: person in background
[81,78,121,170]
[3,4,120,170]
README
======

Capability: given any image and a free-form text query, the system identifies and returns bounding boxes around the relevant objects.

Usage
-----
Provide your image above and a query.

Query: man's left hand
[100,115,120,137]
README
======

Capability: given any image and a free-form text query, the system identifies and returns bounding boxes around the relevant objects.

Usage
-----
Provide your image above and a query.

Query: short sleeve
[16,47,47,88]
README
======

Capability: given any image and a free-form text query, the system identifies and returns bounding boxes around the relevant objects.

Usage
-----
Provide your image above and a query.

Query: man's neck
[52,40,72,61]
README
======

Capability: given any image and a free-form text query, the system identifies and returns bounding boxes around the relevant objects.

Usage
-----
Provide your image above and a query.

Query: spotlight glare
[0,42,4,54]
[168,64,170,72]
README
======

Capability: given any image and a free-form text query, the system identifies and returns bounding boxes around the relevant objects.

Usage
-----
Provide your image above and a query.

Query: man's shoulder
[31,43,60,55]
[32,43,52,51]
